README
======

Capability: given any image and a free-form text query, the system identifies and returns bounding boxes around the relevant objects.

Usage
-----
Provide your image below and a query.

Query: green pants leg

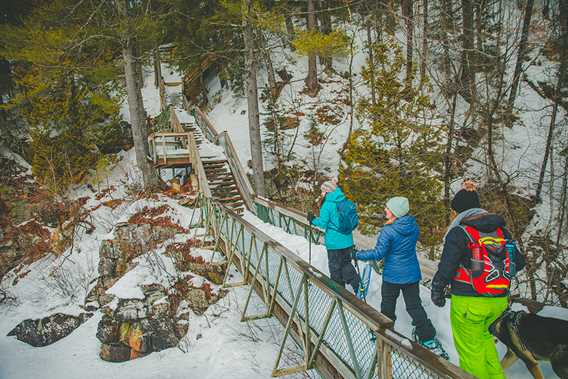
[450,295,508,379]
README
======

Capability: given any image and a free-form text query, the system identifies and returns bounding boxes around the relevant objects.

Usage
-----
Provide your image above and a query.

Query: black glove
[351,250,359,261]
[307,211,315,224]
[431,278,447,308]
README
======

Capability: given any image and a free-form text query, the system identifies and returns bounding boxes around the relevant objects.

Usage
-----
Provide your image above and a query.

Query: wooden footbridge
[151,73,473,379]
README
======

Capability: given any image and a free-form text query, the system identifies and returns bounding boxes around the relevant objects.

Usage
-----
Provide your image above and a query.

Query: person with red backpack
[431,181,526,378]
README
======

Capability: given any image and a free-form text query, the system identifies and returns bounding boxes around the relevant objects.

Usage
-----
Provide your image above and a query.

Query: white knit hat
[320,181,337,194]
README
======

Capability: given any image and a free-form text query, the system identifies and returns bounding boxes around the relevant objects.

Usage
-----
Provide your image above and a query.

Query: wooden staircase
[176,118,246,215]
[202,159,245,215]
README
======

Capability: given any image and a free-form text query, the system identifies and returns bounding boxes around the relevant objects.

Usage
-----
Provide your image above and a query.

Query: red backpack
[453,226,512,296]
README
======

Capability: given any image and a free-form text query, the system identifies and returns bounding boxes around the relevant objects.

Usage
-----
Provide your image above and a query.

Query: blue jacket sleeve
[356,228,391,261]
[311,202,331,230]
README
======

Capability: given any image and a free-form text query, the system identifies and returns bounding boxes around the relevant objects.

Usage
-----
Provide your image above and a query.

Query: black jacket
[432,213,526,297]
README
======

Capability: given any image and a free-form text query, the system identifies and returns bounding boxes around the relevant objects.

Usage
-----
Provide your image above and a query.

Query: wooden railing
[188,131,211,197]
[217,131,255,210]
[148,132,191,166]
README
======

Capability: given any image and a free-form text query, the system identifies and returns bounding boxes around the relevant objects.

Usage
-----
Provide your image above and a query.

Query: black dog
[489,310,568,379]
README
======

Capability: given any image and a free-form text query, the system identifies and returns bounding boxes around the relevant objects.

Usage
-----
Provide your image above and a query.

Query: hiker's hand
[351,250,359,261]
[431,282,446,308]
[307,212,315,224]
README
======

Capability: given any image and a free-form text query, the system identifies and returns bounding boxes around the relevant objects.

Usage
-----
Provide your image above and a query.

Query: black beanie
[451,189,481,213]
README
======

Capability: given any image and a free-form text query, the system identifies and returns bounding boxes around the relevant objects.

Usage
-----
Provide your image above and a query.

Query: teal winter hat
[386,197,410,218]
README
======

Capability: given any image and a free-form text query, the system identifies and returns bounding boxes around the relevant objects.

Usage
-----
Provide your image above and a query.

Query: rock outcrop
[97,279,224,362]
[7,312,92,347]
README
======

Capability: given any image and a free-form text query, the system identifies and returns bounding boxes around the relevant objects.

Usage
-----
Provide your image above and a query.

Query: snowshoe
[413,329,449,360]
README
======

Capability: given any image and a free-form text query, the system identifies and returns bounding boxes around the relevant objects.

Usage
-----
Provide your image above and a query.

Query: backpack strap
[458,225,478,243]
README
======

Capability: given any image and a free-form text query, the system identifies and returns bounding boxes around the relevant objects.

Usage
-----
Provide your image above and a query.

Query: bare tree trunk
[535,94,559,201]
[461,0,476,102]
[154,46,162,88]
[507,0,535,110]
[319,0,333,71]
[440,0,453,84]
[116,0,157,189]
[474,0,483,71]
[420,0,428,84]
[261,33,278,99]
[305,0,319,96]
[386,0,397,35]
[444,90,458,223]
[536,0,567,200]
[366,21,377,106]
[242,0,266,196]
[284,0,295,46]
[402,0,414,84]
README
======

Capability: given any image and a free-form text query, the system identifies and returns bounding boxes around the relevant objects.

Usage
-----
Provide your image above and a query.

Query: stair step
[218,195,243,203]
[223,200,244,208]
[202,159,227,165]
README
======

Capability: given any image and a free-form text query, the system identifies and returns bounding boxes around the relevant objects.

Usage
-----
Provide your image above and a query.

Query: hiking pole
[308,223,312,266]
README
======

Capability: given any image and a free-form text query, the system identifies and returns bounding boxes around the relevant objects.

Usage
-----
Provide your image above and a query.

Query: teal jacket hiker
[311,188,354,250]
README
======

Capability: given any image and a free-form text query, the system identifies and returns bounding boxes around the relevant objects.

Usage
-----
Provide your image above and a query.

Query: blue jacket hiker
[308,181,359,293]
[354,197,446,357]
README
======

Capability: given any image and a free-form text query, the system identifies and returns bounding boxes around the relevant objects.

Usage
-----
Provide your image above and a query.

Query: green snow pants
[450,295,508,379]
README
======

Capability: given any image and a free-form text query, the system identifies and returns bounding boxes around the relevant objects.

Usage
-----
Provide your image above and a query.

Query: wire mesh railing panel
[305,286,333,336]
[344,311,376,378]
[389,343,445,379]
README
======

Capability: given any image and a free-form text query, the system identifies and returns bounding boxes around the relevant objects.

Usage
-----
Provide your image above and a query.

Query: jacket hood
[324,187,346,203]
[390,215,418,236]
[461,213,506,233]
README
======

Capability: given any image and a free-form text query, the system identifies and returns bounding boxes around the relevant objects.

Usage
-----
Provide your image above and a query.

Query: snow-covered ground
[0,286,291,379]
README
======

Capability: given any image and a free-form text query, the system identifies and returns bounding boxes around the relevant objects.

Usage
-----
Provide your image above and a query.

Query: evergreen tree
[0,1,122,194]
[341,39,446,249]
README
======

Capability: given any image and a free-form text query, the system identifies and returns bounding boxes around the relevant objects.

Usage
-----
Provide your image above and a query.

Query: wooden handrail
[192,106,221,142]
[218,131,255,210]
[188,132,211,197]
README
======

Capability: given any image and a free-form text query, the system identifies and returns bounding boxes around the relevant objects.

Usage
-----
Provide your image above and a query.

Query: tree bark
[536,0,567,200]
[366,21,377,106]
[305,0,319,96]
[461,0,476,102]
[444,90,458,224]
[420,0,428,84]
[402,0,414,84]
[507,0,534,110]
[284,0,295,47]
[116,0,157,189]
[319,0,333,71]
[535,93,559,201]
[153,46,162,89]
[242,0,266,196]
[386,0,397,35]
